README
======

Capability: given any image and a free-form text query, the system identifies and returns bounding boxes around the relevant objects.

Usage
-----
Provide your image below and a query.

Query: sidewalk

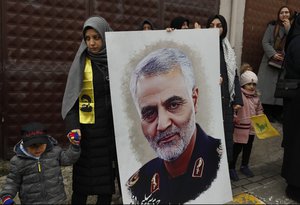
[229,121,297,204]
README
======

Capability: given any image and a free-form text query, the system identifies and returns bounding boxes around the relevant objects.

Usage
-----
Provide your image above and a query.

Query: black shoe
[229,169,239,181]
[240,166,254,177]
[286,185,300,203]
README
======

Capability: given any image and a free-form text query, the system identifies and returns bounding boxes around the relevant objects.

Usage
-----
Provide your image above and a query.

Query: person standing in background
[139,19,155,30]
[170,16,190,29]
[206,14,243,173]
[61,16,118,205]
[194,21,202,29]
[257,6,292,122]
[281,12,300,203]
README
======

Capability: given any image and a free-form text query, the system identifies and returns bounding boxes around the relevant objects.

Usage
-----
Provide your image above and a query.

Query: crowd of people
[0,4,299,204]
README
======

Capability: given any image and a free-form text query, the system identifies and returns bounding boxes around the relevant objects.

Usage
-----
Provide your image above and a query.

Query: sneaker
[240,166,254,177]
[229,169,239,181]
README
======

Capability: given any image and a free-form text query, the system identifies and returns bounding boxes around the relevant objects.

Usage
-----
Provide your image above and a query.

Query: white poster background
[106,29,232,204]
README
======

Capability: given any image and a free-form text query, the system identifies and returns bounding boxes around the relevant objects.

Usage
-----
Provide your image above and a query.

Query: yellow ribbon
[79,58,95,124]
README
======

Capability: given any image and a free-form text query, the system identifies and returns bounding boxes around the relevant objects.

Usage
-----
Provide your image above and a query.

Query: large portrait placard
[106,29,232,204]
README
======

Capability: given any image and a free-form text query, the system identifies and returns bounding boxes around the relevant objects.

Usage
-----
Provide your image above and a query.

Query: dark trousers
[230,135,255,169]
[71,192,112,205]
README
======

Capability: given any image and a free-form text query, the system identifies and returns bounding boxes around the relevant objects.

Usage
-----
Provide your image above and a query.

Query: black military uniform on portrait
[127,124,222,204]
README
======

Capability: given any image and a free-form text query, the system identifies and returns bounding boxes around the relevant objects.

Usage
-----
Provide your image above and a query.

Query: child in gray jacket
[0,122,80,205]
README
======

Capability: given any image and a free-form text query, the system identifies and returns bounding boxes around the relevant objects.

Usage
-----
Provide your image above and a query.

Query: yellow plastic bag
[250,114,281,139]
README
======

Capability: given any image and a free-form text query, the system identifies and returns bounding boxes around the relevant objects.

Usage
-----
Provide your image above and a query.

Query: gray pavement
[0,121,298,204]
[229,121,298,204]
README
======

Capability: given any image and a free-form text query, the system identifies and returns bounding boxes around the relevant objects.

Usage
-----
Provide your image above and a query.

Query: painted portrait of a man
[106,29,232,204]
[126,47,222,204]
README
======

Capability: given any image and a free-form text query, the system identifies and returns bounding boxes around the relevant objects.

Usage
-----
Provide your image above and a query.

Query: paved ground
[229,121,297,204]
[0,121,297,204]
[0,162,122,204]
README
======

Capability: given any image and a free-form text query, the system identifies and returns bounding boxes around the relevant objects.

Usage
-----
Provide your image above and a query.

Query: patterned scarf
[222,37,237,102]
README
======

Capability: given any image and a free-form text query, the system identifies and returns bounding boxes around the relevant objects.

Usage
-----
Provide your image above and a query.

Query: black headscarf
[61,16,113,119]
[170,16,189,29]
[206,14,237,102]
[285,12,300,52]
[139,19,154,30]
[206,14,228,40]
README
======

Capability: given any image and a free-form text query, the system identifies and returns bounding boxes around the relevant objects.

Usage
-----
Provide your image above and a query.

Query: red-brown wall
[0,0,219,159]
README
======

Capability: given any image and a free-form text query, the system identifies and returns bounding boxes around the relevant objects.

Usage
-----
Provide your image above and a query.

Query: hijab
[170,16,189,29]
[139,19,154,30]
[61,16,113,119]
[206,14,236,102]
[206,14,227,40]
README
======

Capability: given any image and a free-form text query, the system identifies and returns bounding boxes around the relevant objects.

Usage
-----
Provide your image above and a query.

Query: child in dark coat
[0,122,80,205]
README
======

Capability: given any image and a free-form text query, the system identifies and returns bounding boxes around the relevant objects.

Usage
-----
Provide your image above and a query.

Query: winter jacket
[0,136,80,204]
[65,56,117,195]
[233,88,263,144]
[63,17,117,196]
[257,23,288,106]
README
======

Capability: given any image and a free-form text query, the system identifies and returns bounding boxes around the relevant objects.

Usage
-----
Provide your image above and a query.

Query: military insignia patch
[192,157,204,177]
[217,144,223,157]
[126,170,139,187]
[150,173,160,194]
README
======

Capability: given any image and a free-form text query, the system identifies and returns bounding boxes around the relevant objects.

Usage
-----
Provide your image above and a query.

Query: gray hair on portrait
[129,47,196,109]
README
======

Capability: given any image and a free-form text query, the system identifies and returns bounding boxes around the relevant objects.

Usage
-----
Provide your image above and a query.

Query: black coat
[220,45,243,163]
[206,15,243,164]
[65,59,116,195]
[281,36,300,186]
